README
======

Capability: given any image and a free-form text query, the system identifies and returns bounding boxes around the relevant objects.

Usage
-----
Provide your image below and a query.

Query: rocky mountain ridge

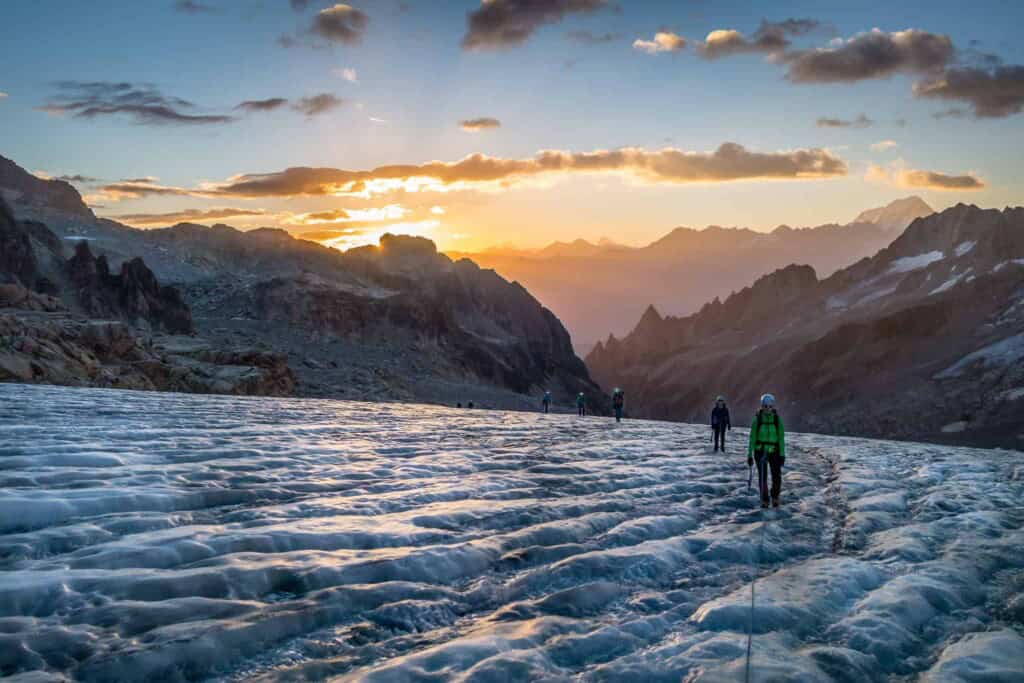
[0,154,602,410]
[451,197,934,349]
[587,204,1024,447]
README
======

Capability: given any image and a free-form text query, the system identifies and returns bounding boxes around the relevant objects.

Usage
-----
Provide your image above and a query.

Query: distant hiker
[748,393,785,508]
[711,396,731,452]
[542,391,552,413]
[467,401,474,409]
[576,392,586,416]
[612,388,625,423]
[456,402,462,408]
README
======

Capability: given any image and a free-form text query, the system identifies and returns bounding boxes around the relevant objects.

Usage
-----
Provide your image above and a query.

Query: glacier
[0,384,1022,682]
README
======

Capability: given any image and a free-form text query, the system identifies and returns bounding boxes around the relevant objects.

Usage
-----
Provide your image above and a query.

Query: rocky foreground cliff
[0,197,294,395]
[1,154,602,409]
[587,204,1024,448]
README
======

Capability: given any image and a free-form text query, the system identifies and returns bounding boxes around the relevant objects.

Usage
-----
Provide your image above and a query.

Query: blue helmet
[760,393,776,408]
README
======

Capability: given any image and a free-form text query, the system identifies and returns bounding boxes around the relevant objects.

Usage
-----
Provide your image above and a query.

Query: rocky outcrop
[0,313,294,396]
[1,194,291,398]
[190,234,604,408]
[0,155,94,220]
[586,205,1024,447]
[66,241,193,334]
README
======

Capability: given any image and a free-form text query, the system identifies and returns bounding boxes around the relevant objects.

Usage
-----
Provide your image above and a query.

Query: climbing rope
[745,466,770,683]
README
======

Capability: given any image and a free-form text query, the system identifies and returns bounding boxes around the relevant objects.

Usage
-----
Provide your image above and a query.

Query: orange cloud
[207,143,847,198]
[108,207,269,226]
[866,162,984,190]
[283,204,411,225]
[633,32,686,54]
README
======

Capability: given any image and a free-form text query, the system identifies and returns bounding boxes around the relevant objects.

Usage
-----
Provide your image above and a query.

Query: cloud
[312,4,369,44]
[567,30,619,45]
[783,29,953,83]
[174,1,217,13]
[913,65,1024,118]
[431,206,446,215]
[291,93,344,116]
[55,174,99,184]
[335,67,359,82]
[36,81,233,125]
[120,176,160,183]
[870,140,898,151]
[0,91,8,100]
[462,0,609,51]
[459,117,501,132]
[110,207,268,226]
[816,113,872,128]
[89,180,195,202]
[633,32,686,55]
[235,97,289,112]
[206,143,847,198]
[866,162,984,190]
[283,204,410,225]
[931,107,967,119]
[697,19,819,59]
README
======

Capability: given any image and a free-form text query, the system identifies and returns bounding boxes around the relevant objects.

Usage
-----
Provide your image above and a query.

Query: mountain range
[451,196,934,352]
[0,154,602,410]
[586,203,1024,448]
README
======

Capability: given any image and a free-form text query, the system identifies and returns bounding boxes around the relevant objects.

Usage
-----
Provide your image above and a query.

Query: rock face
[0,314,294,396]
[189,233,604,408]
[451,197,934,348]
[0,196,294,397]
[0,155,94,220]
[66,242,193,334]
[587,205,1024,448]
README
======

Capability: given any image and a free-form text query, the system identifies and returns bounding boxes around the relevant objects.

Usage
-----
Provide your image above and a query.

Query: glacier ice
[0,383,1022,681]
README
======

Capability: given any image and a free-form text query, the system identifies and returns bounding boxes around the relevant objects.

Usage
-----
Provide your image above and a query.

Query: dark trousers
[543,403,549,413]
[713,426,727,451]
[754,448,783,503]
[614,406,623,422]
[578,406,585,416]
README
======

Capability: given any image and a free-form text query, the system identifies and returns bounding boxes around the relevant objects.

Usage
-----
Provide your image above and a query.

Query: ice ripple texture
[1,384,1023,682]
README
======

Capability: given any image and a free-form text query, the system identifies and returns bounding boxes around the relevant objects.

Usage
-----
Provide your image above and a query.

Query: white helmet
[716,395,726,403]
[760,393,776,408]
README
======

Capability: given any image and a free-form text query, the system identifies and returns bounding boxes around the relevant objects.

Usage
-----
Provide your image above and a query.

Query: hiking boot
[772,498,780,508]
[760,501,769,509]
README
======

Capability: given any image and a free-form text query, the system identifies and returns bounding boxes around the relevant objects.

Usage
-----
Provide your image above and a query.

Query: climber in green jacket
[747,393,786,508]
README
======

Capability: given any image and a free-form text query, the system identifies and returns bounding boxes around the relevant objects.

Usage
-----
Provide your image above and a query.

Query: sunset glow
[1,1,1021,253]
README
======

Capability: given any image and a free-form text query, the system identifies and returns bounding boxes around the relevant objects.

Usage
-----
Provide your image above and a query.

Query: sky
[2,0,1023,251]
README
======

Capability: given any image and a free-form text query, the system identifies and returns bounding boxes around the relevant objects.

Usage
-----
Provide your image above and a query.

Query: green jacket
[748,409,785,458]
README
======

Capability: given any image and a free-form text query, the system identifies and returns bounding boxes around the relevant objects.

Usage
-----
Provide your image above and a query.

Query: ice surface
[890,250,944,273]
[0,384,1022,681]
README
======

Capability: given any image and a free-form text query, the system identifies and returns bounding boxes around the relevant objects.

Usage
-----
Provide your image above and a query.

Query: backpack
[755,409,779,450]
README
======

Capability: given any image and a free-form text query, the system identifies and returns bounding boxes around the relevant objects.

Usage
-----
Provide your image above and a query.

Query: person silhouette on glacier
[748,393,785,508]
[711,395,731,452]
[576,392,586,416]
[542,390,552,413]
[611,388,625,422]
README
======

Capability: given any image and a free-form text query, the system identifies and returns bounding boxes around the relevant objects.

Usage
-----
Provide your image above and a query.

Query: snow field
[0,384,1022,681]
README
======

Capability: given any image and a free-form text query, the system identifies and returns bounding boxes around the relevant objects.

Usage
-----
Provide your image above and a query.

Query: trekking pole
[747,462,753,491]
